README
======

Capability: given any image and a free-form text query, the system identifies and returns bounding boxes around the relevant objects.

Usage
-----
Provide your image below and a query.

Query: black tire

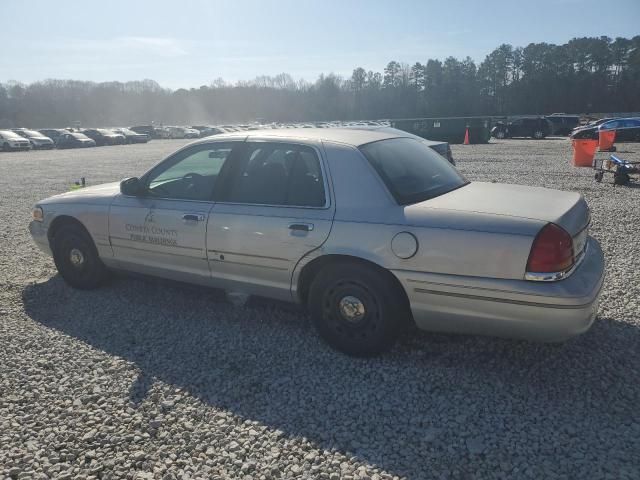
[594,172,604,182]
[495,130,505,140]
[2,143,10,151]
[533,129,545,139]
[308,262,407,356]
[52,223,109,289]
[614,172,630,186]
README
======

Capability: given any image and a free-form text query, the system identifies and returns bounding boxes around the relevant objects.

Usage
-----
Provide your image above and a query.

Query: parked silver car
[29,129,604,355]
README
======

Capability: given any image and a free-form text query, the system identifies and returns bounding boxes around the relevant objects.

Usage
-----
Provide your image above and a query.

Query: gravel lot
[1,138,639,480]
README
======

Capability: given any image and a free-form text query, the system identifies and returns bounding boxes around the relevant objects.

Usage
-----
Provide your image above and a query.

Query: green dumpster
[391,116,492,144]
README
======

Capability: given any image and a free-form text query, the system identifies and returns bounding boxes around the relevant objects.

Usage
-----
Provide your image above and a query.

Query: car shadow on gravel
[22,275,640,478]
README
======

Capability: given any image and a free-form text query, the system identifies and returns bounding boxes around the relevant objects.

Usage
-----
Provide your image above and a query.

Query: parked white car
[165,126,200,139]
[29,128,604,355]
[0,130,32,151]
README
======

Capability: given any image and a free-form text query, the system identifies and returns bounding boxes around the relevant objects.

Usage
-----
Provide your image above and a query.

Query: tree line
[1,36,639,128]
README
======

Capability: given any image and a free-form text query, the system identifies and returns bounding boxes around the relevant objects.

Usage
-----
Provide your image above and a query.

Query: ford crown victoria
[29,128,605,355]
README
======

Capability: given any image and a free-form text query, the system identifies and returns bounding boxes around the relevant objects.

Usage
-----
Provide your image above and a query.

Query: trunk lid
[412,182,590,236]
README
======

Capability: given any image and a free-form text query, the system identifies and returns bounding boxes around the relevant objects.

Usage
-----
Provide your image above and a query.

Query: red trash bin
[572,139,598,167]
[598,130,616,151]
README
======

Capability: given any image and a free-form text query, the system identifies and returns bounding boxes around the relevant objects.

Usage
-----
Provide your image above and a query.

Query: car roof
[189,127,432,147]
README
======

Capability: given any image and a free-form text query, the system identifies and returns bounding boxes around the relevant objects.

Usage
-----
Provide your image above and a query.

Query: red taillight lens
[526,223,574,273]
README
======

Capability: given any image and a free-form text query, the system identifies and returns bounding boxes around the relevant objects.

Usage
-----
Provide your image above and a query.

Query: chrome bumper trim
[524,242,588,282]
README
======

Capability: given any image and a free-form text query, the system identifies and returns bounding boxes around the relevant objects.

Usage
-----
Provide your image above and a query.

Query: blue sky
[3,0,639,89]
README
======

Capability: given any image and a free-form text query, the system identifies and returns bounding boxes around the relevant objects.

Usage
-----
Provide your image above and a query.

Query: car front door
[508,119,523,137]
[206,139,334,300]
[108,141,240,283]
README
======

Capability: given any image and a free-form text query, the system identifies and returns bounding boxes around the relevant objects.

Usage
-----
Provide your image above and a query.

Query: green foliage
[1,36,639,127]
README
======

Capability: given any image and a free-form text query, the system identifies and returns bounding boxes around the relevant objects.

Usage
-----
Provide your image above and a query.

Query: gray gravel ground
[1,138,639,480]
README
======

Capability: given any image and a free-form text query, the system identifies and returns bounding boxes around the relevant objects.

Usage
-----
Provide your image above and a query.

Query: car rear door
[206,139,334,300]
[108,141,240,283]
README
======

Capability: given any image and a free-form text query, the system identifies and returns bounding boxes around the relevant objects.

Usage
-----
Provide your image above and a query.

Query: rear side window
[360,138,467,205]
[224,143,326,207]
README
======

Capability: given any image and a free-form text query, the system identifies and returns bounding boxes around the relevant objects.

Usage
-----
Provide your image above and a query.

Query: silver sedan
[29,128,604,356]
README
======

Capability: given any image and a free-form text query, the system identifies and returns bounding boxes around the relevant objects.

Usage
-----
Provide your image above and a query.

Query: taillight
[526,223,574,273]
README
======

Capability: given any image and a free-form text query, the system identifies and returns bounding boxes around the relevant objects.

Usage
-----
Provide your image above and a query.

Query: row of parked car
[0,127,151,151]
[490,114,640,141]
[0,121,395,151]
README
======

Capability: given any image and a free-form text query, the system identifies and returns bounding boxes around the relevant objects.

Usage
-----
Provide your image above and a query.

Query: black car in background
[545,114,580,136]
[81,128,125,146]
[113,128,149,144]
[55,132,96,149]
[491,117,552,139]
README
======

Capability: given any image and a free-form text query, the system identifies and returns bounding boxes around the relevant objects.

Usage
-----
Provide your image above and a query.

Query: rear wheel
[533,129,545,139]
[2,143,10,151]
[52,224,109,289]
[308,263,407,356]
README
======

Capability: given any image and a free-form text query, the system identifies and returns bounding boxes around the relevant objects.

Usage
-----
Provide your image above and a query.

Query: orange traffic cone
[463,128,470,145]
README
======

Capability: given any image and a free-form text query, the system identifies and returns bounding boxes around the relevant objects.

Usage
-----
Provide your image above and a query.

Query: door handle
[289,223,314,232]
[182,213,205,222]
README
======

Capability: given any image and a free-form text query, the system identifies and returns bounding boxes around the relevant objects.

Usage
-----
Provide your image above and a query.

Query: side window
[225,143,326,207]
[145,143,235,201]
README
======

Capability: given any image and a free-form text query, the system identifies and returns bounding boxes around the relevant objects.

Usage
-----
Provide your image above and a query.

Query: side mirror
[120,177,143,196]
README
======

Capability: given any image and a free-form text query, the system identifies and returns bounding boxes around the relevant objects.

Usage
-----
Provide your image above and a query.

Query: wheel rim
[338,295,366,323]
[534,130,543,139]
[322,280,380,341]
[69,247,85,268]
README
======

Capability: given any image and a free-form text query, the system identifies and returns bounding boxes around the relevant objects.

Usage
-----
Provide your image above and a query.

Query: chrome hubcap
[69,248,85,267]
[338,295,366,323]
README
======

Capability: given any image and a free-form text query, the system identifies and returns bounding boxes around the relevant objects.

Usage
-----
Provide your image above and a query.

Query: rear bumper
[394,237,605,342]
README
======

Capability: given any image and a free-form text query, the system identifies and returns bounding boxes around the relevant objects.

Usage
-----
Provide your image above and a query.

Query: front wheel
[52,224,109,289]
[308,263,407,356]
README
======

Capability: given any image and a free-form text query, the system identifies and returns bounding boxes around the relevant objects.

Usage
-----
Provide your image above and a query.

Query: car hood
[39,181,121,205]
[405,182,589,236]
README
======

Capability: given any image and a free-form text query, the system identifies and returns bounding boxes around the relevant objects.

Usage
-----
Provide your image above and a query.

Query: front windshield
[71,133,88,139]
[22,129,46,138]
[359,137,468,205]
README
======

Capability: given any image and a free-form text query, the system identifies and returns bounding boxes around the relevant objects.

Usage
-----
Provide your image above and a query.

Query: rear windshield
[359,137,468,205]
